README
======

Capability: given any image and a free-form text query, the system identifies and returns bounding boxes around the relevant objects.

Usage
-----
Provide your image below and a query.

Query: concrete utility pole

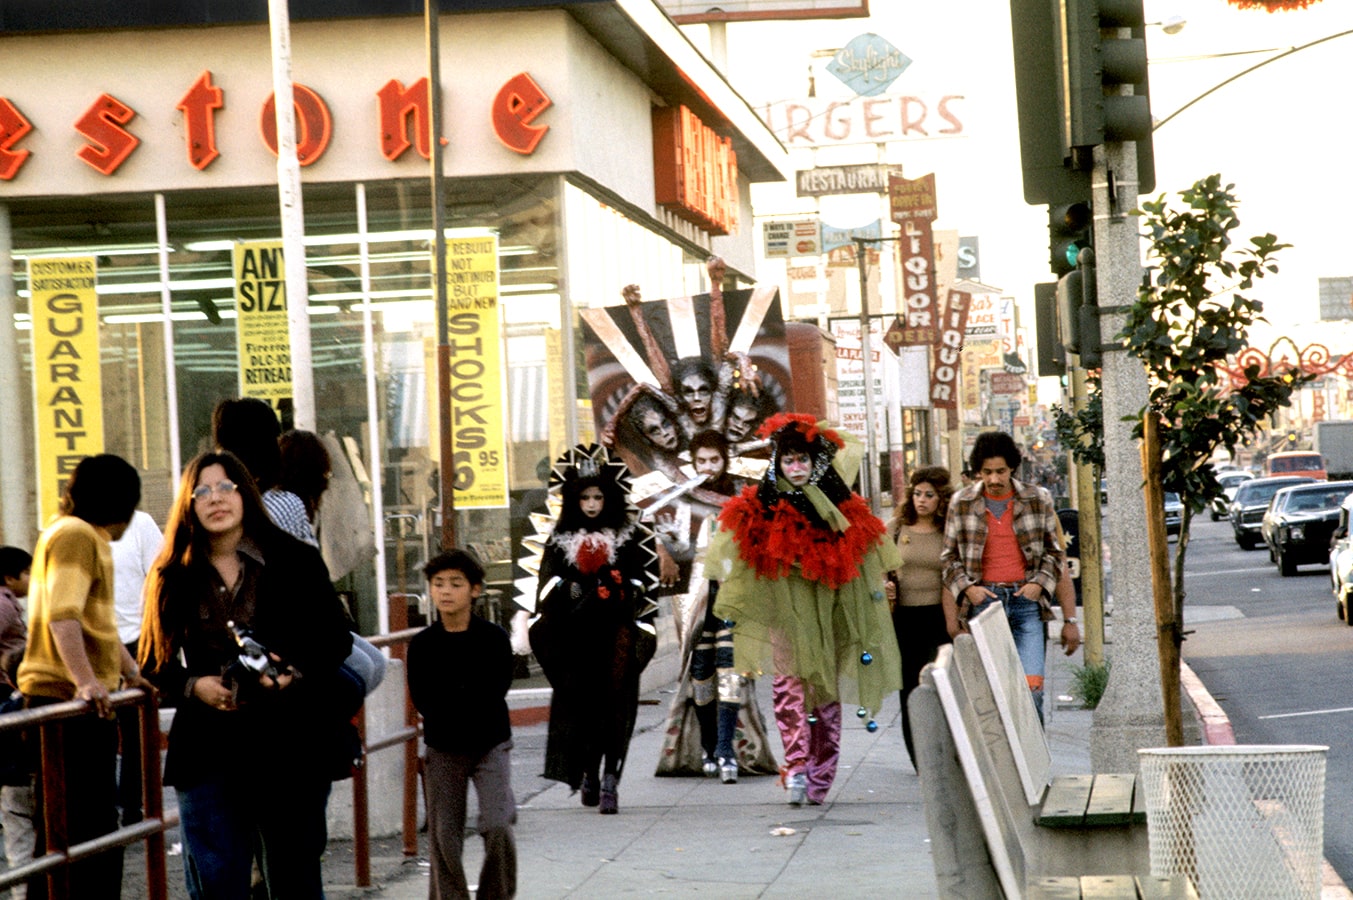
[1089,137,1164,772]
[267,0,315,431]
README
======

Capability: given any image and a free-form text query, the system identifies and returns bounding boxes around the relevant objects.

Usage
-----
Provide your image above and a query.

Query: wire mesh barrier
[1137,745,1328,899]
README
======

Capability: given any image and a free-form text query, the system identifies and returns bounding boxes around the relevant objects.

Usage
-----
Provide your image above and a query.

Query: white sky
[683,0,1353,354]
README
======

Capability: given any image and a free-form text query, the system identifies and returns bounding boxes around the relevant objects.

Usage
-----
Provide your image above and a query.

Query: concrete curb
[1180,659,1352,899]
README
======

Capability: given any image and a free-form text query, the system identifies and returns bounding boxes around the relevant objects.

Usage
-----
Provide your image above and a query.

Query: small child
[407,549,517,900]
[0,546,31,688]
[0,545,34,895]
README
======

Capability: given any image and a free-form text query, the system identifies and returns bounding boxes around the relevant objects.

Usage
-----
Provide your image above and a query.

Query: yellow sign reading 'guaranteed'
[30,256,103,525]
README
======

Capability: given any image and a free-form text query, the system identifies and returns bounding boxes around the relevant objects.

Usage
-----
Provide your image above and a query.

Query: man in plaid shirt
[940,431,1075,720]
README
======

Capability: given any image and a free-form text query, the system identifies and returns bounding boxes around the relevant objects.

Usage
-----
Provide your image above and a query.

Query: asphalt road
[1178,512,1353,883]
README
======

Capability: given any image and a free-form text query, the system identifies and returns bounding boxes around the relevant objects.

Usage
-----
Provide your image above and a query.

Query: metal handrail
[347,600,424,887]
[0,688,172,899]
[0,614,439,894]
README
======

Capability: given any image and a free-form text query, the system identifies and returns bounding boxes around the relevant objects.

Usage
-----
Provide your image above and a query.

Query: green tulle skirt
[707,529,902,717]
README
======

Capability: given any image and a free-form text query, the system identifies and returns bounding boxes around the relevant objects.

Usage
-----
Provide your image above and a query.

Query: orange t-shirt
[980,494,1027,583]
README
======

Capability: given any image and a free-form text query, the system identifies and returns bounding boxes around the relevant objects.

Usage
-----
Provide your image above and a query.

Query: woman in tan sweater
[885,466,956,770]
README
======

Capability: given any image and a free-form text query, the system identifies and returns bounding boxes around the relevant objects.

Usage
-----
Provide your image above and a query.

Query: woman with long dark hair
[884,466,956,770]
[528,445,657,815]
[139,451,352,899]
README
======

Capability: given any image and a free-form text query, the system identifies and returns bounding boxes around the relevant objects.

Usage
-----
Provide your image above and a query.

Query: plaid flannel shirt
[940,478,1064,600]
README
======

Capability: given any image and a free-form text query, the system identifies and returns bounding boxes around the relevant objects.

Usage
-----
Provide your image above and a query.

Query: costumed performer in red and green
[706,413,902,806]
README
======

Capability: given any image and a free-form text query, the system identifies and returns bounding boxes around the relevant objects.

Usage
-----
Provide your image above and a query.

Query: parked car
[1329,494,1353,624]
[1261,481,1353,576]
[1229,476,1317,550]
[1210,471,1254,521]
[1163,492,1183,536]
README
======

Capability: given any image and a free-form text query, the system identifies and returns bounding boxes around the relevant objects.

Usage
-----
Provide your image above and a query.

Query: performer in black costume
[529,445,657,815]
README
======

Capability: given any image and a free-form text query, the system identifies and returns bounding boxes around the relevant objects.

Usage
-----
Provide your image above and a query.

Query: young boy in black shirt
[408,550,517,899]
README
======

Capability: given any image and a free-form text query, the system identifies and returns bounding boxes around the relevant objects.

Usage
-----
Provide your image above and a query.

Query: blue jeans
[974,586,1047,721]
[178,771,331,900]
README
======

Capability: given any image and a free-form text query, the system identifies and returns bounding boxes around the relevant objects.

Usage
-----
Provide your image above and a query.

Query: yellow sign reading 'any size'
[29,256,104,525]
[233,240,292,409]
[437,233,507,509]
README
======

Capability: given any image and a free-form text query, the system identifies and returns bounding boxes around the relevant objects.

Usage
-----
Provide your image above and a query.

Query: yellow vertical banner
[232,240,293,410]
[29,256,104,525]
[442,233,507,509]
[545,328,567,462]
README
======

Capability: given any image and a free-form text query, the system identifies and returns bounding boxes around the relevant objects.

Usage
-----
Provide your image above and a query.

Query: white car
[1333,494,1353,624]
[1211,471,1254,521]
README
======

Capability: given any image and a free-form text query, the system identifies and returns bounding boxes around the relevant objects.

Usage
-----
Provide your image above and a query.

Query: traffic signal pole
[1088,137,1164,772]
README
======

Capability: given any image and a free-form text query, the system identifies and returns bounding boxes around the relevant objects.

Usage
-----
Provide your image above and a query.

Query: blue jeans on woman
[973,586,1047,721]
[177,771,331,900]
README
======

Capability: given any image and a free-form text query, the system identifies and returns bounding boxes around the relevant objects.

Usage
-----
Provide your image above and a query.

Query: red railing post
[139,691,168,900]
[352,706,371,887]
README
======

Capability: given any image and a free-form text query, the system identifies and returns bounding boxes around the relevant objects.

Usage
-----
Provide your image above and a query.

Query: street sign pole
[854,237,879,513]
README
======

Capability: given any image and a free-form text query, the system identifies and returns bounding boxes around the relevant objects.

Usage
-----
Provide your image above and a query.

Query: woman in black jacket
[139,450,352,900]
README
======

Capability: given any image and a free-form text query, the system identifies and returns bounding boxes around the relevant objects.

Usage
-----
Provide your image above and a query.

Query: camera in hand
[222,620,293,704]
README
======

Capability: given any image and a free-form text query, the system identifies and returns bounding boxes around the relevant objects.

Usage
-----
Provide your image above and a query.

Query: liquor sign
[442,233,508,509]
[29,256,103,525]
[890,173,938,345]
[796,164,899,198]
[930,289,970,410]
[233,240,293,410]
[763,219,821,258]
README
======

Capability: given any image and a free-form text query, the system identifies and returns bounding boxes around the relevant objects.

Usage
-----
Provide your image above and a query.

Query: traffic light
[1057,248,1101,368]
[1062,0,1152,147]
[1049,201,1091,277]
[1034,282,1066,377]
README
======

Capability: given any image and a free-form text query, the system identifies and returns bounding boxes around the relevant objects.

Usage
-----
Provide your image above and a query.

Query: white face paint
[780,450,812,487]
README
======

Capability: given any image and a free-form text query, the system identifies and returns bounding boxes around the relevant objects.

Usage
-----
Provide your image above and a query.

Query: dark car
[1229,476,1316,550]
[1261,481,1353,576]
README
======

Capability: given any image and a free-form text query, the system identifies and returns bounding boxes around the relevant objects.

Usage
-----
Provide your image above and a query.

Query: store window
[5,174,711,639]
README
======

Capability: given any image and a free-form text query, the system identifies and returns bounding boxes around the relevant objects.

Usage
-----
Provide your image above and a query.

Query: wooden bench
[911,604,1178,899]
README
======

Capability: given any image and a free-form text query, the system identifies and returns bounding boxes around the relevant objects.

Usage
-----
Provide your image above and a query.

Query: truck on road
[1315,420,1353,480]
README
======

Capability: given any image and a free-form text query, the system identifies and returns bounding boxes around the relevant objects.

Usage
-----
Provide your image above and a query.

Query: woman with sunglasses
[139,451,352,900]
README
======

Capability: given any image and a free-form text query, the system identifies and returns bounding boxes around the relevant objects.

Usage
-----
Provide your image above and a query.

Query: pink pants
[772,676,841,804]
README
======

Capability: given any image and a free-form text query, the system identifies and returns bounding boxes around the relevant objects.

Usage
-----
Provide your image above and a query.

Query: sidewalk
[329,645,1100,899]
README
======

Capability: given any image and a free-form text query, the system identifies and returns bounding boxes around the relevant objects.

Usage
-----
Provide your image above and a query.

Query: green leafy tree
[1055,174,1306,626]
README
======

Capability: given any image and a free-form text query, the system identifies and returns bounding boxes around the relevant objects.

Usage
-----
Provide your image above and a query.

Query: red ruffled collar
[717,486,885,589]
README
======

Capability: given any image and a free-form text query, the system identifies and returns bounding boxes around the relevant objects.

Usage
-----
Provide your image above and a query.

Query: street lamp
[1153,27,1353,130]
[1148,16,1188,35]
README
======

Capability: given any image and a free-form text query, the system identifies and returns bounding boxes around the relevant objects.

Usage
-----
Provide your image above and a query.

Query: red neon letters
[177,71,225,171]
[0,71,552,178]
[0,98,33,181]
[377,77,431,161]
[492,73,551,155]
[74,93,140,176]
[259,85,333,166]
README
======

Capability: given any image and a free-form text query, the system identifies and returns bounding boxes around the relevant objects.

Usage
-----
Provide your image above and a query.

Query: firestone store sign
[0,70,554,182]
